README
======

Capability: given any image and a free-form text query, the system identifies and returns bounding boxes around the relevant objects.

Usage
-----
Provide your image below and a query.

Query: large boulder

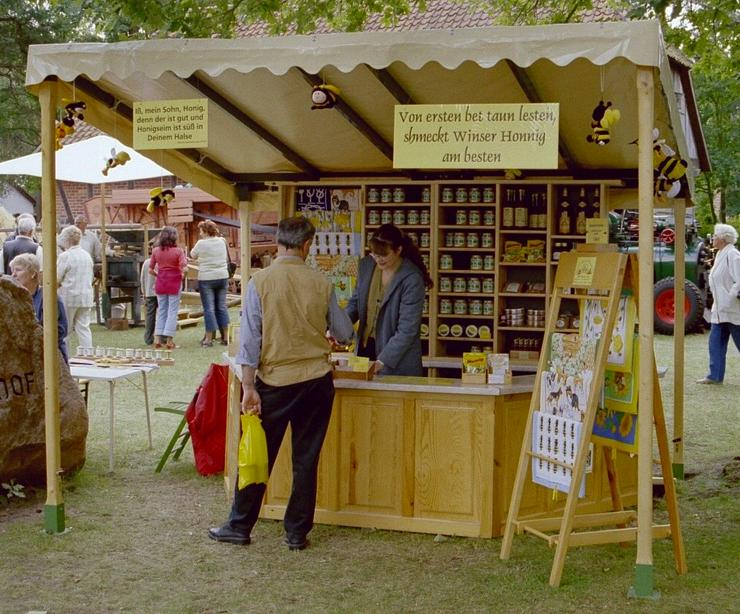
[0,277,88,486]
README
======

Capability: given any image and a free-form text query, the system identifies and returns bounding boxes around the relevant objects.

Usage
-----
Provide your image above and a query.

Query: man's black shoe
[284,535,309,551]
[208,525,251,545]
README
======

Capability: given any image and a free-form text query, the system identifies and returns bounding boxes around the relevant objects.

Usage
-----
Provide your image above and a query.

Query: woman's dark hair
[369,223,433,289]
[157,225,178,249]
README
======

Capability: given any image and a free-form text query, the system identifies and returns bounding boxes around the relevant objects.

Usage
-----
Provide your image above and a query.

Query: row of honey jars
[441,186,495,203]
[367,186,433,203]
[440,253,495,271]
[451,209,495,226]
[367,208,431,226]
[439,298,494,316]
[444,231,494,248]
[439,276,495,294]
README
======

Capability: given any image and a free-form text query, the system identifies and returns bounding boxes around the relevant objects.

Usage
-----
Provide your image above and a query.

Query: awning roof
[25,19,706,207]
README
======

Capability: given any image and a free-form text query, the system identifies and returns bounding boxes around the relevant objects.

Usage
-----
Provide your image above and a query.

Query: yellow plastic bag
[237,414,269,489]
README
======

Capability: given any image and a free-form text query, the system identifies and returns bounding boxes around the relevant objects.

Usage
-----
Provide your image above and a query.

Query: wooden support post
[672,198,687,479]
[632,65,658,600]
[239,199,250,295]
[100,184,109,324]
[39,81,65,533]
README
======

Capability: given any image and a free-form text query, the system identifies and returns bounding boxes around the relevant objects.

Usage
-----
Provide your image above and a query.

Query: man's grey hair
[713,223,738,245]
[60,224,82,247]
[17,216,36,235]
[277,216,316,249]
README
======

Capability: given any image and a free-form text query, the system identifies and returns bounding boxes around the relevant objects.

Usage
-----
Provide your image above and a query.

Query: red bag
[185,363,228,475]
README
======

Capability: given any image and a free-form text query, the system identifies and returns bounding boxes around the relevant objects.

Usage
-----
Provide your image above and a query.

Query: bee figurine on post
[586,100,620,145]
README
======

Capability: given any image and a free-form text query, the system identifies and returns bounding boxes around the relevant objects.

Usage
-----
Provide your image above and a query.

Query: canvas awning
[25,20,707,208]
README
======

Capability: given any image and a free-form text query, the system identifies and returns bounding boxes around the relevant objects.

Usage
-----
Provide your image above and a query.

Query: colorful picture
[606,295,636,371]
[592,408,638,454]
[296,186,330,211]
[532,410,587,498]
[603,335,639,414]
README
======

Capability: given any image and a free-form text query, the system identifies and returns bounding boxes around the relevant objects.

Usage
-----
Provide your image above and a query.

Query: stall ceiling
[25,20,698,207]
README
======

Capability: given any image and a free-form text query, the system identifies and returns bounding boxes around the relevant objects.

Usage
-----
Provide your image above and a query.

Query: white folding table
[70,363,159,472]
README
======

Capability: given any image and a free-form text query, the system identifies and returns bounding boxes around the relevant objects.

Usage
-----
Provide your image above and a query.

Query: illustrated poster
[603,335,639,414]
[532,410,587,497]
[592,408,638,454]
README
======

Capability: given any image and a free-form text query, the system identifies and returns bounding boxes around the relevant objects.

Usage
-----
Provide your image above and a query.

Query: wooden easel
[499,246,686,587]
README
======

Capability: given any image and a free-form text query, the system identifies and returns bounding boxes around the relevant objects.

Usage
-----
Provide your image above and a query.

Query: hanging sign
[393,103,558,169]
[133,99,208,149]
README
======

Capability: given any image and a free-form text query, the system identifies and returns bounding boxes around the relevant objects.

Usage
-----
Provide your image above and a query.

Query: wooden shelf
[439,225,496,230]
[498,326,546,332]
[438,268,494,274]
[498,293,547,298]
[438,292,495,298]
[438,247,495,253]
[437,314,495,320]
[498,229,548,235]
[439,202,496,207]
[365,202,431,207]
[499,261,547,266]
[436,336,494,342]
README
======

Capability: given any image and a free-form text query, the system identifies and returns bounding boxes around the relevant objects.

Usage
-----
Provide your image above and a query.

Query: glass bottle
[502,188,515,229]
[558,188,571,234]
[590,187,601,219]
[514,188,528,228]
[576,187,587,234]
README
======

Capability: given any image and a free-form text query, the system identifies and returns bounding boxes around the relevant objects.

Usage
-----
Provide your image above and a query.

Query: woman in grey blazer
[345,224,433,376]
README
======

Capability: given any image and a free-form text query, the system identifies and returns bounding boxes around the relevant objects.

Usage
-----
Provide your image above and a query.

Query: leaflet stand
[499,246,686,587]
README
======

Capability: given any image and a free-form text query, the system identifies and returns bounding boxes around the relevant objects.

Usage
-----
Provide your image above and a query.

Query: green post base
[628,564,660,600]
[43,503,65,534]
[672,463,685,480]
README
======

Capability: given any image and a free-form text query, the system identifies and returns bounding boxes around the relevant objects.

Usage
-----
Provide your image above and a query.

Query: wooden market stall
[25,19,709,593]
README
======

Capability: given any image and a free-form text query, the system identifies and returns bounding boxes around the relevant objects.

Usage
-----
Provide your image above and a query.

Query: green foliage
[1,479,26,505]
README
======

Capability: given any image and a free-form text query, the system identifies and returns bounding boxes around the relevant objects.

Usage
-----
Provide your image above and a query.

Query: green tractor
[609,210,713,334]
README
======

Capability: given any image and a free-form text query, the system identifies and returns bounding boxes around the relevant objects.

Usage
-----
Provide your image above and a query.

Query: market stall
[25,19,708,590]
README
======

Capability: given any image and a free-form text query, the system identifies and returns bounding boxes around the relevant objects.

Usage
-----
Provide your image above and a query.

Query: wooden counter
[224,364,637,538]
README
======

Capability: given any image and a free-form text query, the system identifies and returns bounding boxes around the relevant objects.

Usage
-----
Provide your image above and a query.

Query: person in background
[9,253,68,363]
[57,225,94,351]
[3,215,40,274]
[345,223,432,376]
[74,215,102,263]
[189,219,230,347]
[149,226,187,350]
[697,223,740,384]
[208,216,353,550]
[140,255,158,346]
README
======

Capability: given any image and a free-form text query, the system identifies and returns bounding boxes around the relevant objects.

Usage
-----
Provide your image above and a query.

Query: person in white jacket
[697,223,740,384]
[57,225,94,351]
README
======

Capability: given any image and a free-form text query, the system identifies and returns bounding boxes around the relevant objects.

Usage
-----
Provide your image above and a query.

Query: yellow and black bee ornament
[310,84,341,110]
[102,149,131,176]
[54,100,87,150]
[147,187,175,213]
[586,100,620,145]
[652,129,687,199]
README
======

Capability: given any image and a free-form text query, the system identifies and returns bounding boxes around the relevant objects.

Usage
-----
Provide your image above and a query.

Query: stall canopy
[24,20,708,208]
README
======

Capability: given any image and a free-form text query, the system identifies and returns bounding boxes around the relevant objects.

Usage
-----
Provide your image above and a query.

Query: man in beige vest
[209,216,353,550]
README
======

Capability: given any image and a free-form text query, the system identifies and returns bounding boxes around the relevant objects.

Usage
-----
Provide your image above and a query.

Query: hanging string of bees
[651,128,687,199]
[586,100,621,145]
[54,101,87,150]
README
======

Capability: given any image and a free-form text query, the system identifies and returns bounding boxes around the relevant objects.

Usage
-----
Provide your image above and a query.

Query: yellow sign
[586,218,609,244]
[348,356,371,372]
[393,103,559,169]
[573,256,597,286]
[133,99,208,149]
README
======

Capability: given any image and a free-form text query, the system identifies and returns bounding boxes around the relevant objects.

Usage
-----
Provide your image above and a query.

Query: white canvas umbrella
[0,134,171,183]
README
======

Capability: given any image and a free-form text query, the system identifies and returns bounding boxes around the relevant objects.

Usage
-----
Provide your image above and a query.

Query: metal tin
[467,277,481,293]
[406,209,419,225]
[381,188,392,203]
[470,254,483,270]
[440,277,452,292]
[455,209,467,225]
[453,277,467,293]
[466,232,479,248]
[420,232,430,248]
[468,209,481,225]
[393,187,405,203]
[469,187,481,203]
[453,299,468,315]
[440,298,452,314]
[440,254,453,270]
[483,209,495,225]
[481,232,493,248]
[419,209,430,225]
[483,254,495,270]
[393,209,406,225]
[367,188,380,203]
[442,187,454,203]
[367,209,380,225]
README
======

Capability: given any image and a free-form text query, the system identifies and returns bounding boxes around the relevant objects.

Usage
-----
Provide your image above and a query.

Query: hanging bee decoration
[147,187,176,213]
[102,148,131,176]
[310,84,341,110]
[586,100,620,145]
[652,128,687,199]
[54,100,87,150]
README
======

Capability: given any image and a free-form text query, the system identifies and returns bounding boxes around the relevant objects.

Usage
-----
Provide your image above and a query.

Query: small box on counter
[486,353,512,385]
[461,352,487,384]
[333,355,376,380]
[509,349,540,363]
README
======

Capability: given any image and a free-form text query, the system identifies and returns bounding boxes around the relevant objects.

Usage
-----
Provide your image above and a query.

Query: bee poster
[592,408,638,454]
[606,296,636,372]
[532,410,587,497]
[603,335,639,414]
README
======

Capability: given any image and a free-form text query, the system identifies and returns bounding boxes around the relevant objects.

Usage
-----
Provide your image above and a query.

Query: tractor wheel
[654,277,704,335]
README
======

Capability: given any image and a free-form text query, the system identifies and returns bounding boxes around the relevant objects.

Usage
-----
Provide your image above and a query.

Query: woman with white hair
[57,224,94,350]
[697,223,740,384]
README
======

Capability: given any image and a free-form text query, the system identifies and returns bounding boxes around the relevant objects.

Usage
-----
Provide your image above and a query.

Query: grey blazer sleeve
[376,270,424,370]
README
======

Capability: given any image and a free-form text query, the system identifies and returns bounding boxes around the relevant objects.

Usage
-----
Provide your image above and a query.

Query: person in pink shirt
[149,226,187,349]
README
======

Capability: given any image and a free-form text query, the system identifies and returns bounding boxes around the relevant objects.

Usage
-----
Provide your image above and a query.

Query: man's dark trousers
[227,371,334,540]
[144,296,158,345]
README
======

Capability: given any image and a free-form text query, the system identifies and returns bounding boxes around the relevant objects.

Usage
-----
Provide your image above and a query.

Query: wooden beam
[366,66,415,104]
[516,510,637,533]
[504,60,575,172]
[296,68,394,160]
[557,525,672,548]
[183,74,319,177]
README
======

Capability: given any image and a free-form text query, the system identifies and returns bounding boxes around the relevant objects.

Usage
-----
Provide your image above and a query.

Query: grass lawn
[1,318,738,613]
